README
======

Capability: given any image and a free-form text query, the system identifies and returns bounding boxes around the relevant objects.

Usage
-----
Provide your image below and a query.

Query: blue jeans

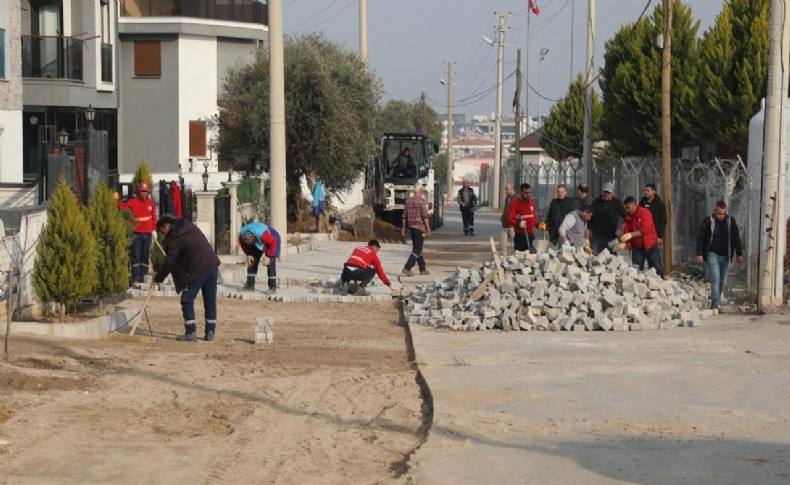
[514,233,535,252]
[405,228,426,271]
[181,266,218,334]
[706,252,729,306]
[632,245,664,277]
[131,232,152,283]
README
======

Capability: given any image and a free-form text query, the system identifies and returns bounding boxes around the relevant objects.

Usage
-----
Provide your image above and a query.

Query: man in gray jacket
[558,204,594,252]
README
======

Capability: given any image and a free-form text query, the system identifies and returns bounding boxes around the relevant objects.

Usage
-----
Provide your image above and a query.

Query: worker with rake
[239,222,281,294]
[152,216,221,342]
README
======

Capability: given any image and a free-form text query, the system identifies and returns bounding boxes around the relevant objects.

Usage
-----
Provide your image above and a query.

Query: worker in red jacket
[508,183,537,252]
[621,196,663,277]
[116,182,156,285]
[339,240,393,296]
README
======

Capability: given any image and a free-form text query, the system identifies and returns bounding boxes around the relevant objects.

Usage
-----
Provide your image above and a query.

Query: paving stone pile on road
[405,245,714,332]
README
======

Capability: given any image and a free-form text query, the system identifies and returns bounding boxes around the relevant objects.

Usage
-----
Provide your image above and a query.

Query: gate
[214,188,231,254]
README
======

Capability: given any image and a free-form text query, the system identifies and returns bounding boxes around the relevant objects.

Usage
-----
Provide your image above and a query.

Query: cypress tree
[87,182,130,305]
[33,176,98,320]
[130,160,154,193]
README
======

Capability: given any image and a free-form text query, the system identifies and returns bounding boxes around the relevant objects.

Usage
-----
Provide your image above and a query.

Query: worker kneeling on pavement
[153,216,221,342]
[339,240,393,296]
[239,222,281,293]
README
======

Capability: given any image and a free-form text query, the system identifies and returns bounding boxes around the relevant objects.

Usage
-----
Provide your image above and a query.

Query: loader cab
[382,134,431,184]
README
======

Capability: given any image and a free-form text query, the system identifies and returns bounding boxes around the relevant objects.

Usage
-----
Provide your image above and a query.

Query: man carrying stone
[639,183,667,244]
[239,222,281,294]
[339,240,393,296]
[401,182,431,276]
[558,204,593,253]
[508,183,537,252]
[695,200,743,310]
[544,184,577,246]
[621,196,663,277]
[587,182,626,254]
[152,216,221,342]
[457,179,478,236]
[500,183,516,256]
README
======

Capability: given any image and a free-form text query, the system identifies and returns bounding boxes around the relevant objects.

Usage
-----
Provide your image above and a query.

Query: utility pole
[582,0,595,185]
[445,62,455,202]
[525,12,531,135]
[269,0,287,261]
[758,0,790,310]
[570,0,575,84]
[661,0,673,274]
[359,0,367,62]
[492,13,509,210]
[514,48,523,185]
[420,92,427,133]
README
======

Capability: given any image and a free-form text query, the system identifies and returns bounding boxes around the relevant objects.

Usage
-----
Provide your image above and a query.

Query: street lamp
[538,48,549,128]
[58,128,70,148]
[84,104,96,128]
[227,166,234,182]
[202,160,209,191]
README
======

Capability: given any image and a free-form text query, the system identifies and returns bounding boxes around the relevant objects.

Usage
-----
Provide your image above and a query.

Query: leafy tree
[33,176,97,321]
[695,0,770,158]
[217,34,382,220]
[376,98,444,146]
[432,152,448,193]
[130,160,154,195]
[540,74,603,161]
[86,183,130,306]
[599,0,700,156]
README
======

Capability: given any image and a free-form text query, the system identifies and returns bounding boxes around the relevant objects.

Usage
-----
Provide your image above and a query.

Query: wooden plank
[490,237,505,282]
[469,270,497,302]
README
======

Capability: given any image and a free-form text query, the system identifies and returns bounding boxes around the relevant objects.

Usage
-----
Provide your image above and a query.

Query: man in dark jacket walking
[545,184,577,246]
[153,216,221,342]
[695,201,743,310]
[457,180,478,236]
[639,183,667,243]
[587,182,626,254]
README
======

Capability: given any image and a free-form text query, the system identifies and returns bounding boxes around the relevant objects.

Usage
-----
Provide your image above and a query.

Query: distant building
[118,0,267,179]
[0,0,23,186]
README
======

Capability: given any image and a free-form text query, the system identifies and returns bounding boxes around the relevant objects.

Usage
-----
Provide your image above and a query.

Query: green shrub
[33,176,98,320]
[237,177,261,204]
[87,183,131,302]
[130,160,154,193]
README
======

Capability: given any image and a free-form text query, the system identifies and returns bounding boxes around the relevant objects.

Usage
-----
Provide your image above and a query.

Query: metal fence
[486,156,757,297]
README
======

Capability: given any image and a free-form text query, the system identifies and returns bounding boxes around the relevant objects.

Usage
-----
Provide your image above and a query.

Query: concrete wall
[0,0,23,183]
[0,207,47,313]
[118,34,180,174]
[216,39,257,93]
[178,35,218,173]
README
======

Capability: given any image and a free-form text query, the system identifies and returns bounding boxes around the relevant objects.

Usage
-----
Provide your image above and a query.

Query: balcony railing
[120,0,268,25]
[101,43,113,83]
[22,35,84,81]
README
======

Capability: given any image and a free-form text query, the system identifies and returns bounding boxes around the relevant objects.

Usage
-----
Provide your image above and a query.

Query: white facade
[0,111,23,184]
[0,0,23,184]
[178,34,219,173]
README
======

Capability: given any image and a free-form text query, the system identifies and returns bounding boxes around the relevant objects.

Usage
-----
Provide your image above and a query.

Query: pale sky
[282,0,723,120]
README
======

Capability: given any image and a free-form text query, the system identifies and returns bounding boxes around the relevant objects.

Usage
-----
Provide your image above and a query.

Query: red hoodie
[117,195,156,233]
[508,197,536,235]
[624,206,658,250]
[345,246,390,286]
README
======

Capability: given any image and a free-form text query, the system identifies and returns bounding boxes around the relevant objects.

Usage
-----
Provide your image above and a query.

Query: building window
[133,40,160,77]
[0,27,5,79]
[189,120,207,157]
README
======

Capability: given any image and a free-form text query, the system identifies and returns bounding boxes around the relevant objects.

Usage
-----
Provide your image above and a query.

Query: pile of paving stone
[405,246,714,332]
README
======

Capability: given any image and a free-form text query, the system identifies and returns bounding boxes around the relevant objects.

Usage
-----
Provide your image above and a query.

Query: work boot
[339,281,349,296]
[420,270,431,276]
[176,332,197,342]
[240,282,255,291]
[354,286,370,297]
[265,288,277,295]
[204,331,215,342]
[402,268,414,277]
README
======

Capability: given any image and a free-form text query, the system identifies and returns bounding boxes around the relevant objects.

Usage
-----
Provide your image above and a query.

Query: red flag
[529,0,540,15]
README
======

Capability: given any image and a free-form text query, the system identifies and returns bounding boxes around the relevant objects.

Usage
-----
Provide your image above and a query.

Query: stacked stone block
[405,246,712,332]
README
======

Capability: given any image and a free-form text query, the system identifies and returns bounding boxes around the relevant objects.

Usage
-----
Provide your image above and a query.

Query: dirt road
[0,299,425,484]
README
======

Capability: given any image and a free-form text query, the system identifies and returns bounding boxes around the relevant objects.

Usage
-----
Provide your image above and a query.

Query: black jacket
[639,195,667,239]
[154,219,221,292]
[588,196,626,239]
[457,187,477,210]
[545,197,577,240]
[695,214,743,262]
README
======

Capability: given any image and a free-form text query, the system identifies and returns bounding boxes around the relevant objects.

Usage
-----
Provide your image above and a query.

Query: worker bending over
[339,240,393,296]
[239,222,280,293]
